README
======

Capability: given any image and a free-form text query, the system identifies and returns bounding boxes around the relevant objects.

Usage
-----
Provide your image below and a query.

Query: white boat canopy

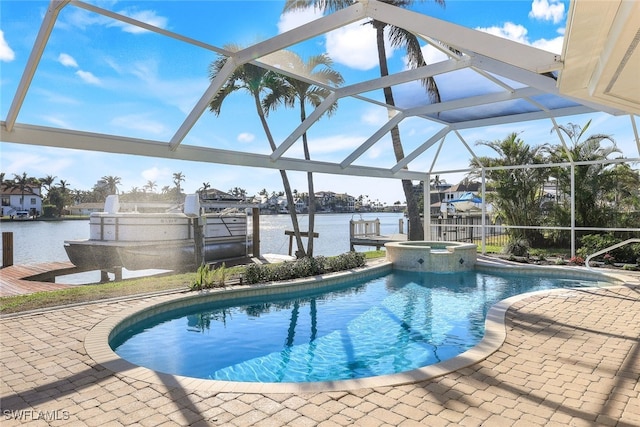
[1,0,638,182]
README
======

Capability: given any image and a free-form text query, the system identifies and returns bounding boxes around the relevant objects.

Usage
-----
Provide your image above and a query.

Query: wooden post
[252,208,260,258]
[193,217,204,266]
[2,232,13,267]
[349,221,355,251]
[284,231,319,256]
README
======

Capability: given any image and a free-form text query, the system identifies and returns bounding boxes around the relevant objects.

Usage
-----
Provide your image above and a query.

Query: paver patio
[1,274,639,426]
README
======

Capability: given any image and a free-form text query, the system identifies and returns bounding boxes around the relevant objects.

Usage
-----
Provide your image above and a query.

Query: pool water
[111,270,597,383]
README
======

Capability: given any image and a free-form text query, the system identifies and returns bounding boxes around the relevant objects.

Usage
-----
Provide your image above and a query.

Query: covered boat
[64,194,251,271]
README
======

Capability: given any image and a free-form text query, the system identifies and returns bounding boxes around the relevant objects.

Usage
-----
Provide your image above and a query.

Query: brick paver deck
[1,278,639,425]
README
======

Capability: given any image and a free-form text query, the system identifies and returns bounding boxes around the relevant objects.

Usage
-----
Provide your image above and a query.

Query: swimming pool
[110,268,602,384]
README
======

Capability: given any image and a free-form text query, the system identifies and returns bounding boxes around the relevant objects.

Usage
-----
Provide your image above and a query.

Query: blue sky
[1,0,638,204]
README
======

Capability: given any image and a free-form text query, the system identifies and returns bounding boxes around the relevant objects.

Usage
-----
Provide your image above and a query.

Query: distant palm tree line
[0,171,392,212]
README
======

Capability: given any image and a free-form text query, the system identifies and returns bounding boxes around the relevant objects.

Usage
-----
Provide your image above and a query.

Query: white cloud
[58,53,78,68]
[326,20,393,70]
[57,53,102,85]
[110,9,169,34]
[141,166,172,182]
[0,30,15,62]
[476,22,529,45]
[277,9,324,33]
[421,44,451,67]
[42,115,73,129]
[0,149,73,178]
[110,114,169,135]
[103,56,209,115]
[361,107,388,126]
[278,10,392,72]
[76,70,101,85]
[529,0,565,24]
[129,59,159,81]
[532,36,564,54]
[237,133,255,143]
[62,6,167,34]
[309,135,364,155]
[33,88,81,106]
[475,22,564,53]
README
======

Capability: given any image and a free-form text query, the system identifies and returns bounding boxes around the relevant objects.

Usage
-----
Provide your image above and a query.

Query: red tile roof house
[0,184,42,218]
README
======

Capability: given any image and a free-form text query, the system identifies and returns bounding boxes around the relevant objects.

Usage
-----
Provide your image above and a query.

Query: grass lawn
[1,251,389,315]
[0,272,196,315]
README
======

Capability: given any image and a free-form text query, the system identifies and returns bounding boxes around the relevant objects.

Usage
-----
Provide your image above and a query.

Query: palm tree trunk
[253,93,307,257]
[375,23,424,240]
[300,102,316,257]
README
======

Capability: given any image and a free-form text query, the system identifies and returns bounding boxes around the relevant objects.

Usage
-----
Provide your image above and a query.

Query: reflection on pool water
[111,270,598,383]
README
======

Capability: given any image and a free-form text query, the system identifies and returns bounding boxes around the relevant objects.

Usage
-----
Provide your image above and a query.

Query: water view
[0,212,405,283]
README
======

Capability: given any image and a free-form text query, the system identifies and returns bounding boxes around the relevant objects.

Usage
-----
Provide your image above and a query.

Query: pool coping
[84,259,628,394]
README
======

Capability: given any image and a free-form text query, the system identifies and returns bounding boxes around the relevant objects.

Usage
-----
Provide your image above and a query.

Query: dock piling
[2,232,13,267]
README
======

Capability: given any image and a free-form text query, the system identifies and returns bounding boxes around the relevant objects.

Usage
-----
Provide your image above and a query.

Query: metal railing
[585,238,640,271]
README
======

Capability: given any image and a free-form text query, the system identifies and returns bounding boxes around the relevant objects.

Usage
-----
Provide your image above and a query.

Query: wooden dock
[0,262,78,297]
[349,218,407,251]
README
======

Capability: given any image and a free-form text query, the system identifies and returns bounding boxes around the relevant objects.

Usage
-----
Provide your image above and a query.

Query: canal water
[1,212,405,283]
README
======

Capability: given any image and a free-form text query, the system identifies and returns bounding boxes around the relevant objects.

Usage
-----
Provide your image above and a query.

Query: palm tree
[39,175,57,199]
[208,45,307,257]
[57,179,70,192]
[470,132,549,245]
[547,120,621,229]
[283,0,444,241]
[263,52,344,256]
[172,172,185,202]
[199,182,211,198]
[12,172,39,210]
[101,175,121,195]
[144,180,157,193]
[429,174,446,213]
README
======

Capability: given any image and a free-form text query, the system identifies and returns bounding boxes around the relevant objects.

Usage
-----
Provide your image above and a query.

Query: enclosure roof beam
[365,0,562,73]
[270,93,338,161]
[1,122,427,181]
[340,113,406,168]
[391,127,451,174]
[4,0,70,132]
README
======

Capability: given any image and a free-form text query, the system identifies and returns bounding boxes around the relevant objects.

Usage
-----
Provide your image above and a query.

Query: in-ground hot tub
[385,241,477,272]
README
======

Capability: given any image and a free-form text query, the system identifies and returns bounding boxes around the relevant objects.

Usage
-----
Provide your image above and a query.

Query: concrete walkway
[1,280,639,425]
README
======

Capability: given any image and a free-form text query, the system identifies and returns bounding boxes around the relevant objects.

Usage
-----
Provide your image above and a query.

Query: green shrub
[578,234,640,264]
[504,239,530,257]
[42,205,57,218]
[242,252,366,285]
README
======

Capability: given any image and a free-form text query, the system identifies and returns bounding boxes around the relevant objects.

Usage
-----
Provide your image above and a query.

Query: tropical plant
[263,51,344,256]
[144,180,157,194]
[47,186,71,216]
[190,263,228,290]
[12,172,39,210]
[547,120,622,232]
[39,175,57,199]
[172,172,185,202]
[469,132,549,245]
[283,0,445,241]
[208,44,307,257]
[100,175,121,195]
